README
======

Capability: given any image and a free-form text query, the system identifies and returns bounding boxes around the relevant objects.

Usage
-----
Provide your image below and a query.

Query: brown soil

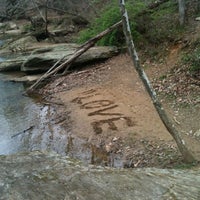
[40,49,200,168]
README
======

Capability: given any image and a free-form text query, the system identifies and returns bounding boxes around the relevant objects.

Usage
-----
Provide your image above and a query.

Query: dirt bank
[39,52,198,168]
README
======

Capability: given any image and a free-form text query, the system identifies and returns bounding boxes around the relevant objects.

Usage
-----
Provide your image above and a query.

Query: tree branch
[26,20,122,94]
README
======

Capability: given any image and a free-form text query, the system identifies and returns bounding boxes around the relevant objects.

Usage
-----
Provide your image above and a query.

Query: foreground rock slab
[0,151,199,200]
[0,42,118,73]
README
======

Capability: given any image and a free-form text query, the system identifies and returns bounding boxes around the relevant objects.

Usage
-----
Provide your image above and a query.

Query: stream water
[0,72,123,166]
[0,73,69,155]
[0,75,113,165]
[0,41,70,155]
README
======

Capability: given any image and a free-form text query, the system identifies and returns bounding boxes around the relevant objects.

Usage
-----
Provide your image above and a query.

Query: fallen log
[26,20,122,94]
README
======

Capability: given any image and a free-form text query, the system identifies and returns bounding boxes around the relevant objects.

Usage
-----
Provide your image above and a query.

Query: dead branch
[11,125,35,138]
[26,20,122,94]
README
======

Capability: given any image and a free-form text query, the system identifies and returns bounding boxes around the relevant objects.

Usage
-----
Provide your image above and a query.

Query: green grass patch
[76,0,186,49]
[143,1,183,45]
[77,0,145,46]
[150,0,177,20]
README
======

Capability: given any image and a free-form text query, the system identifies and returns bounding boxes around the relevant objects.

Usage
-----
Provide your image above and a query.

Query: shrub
[77,0,145,46]
[187,50,200,73]
[140,0,181,45]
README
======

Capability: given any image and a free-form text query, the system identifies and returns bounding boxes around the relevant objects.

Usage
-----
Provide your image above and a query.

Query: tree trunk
[178,0,186,26]
[45,0,49,36]
[119,0,195,163]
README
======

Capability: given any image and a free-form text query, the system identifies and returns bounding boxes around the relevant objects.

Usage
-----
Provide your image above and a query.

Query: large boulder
[21,44,118,73]
[0,151,200,200]
[0,43,118,73]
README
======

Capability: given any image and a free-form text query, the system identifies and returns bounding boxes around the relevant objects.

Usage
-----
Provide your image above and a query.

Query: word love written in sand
[71,89,134,134]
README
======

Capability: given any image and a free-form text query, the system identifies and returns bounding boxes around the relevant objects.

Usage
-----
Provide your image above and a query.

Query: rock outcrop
[21,44,118,73]
[0,42,118,74]
[0,36,38,54]
[0,21,21,36]
[0,57,25,72]
[0,151,199,200]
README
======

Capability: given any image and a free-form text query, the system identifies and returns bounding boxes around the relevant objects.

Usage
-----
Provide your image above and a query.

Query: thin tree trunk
[44,0,49,36]
[26,20,122,94]
[119,0,195,163]
[178,0,186,26]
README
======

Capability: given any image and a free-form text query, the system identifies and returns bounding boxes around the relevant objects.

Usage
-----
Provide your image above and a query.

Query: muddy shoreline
[38,54,189,168]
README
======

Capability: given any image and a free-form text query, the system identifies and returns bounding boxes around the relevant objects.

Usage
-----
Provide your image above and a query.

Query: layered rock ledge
[0,151,199,200]
[0,41,118,74]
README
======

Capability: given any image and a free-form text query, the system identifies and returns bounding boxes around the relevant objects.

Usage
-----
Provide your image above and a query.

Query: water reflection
[0,75,68,155]
[0,40,4,47]
[0,57,5,62]
[0,79,32,153]
[0,74,123,167]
